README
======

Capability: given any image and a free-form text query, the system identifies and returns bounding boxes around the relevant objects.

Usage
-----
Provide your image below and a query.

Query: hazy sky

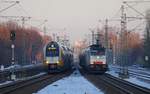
[26,0,122,43]
[0,0,149,44]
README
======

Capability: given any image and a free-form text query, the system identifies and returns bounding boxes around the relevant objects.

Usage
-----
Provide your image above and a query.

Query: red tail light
[94,61,103,64]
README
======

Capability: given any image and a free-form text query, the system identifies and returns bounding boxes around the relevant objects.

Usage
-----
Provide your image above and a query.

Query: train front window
[46,47,59,56]
[90,51,105,56]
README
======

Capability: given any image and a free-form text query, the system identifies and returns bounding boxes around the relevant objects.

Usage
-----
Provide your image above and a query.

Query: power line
[124,2,145,17]
[18,3,30,16]
[123,0,150,17]
[110,6,122,20]
[130,21,145,32]
[0,1,19,13]
[123,0,150,3]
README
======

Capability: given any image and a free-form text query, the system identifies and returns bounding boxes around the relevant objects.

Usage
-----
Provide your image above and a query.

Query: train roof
[46,41,59,48]
[88,44,104,48]
[45,41,72,51]
[82,44,105,52]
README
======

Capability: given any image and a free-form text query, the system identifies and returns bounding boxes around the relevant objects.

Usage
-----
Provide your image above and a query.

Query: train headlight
[45,60,49,64]
[97,56,100,59]
[103,62,106,64]
[57,61,60,64]
[90,62,94,64]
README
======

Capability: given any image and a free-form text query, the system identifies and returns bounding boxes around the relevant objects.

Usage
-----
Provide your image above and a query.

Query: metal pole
[96,31,100,45]
[120,5,124,74]
[105,19,108,49]
[120,5,129,78]
[43,26,46,35]
[22,17,26,65]
[11,43,15,62]
[11,40,16,80]
[91,30,94,45]
[53,33,56,41]
[105,19,109,64]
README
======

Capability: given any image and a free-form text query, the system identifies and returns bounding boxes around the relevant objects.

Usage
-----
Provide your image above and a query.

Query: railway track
[0,70,72,94]
[81,69,150,94]
[111,65,150,76]
[111,66,150,82]
[129,71,150,83]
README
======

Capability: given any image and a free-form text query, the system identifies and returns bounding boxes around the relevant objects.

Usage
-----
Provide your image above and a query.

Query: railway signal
[10,30,16,80]
[10,30,16,41]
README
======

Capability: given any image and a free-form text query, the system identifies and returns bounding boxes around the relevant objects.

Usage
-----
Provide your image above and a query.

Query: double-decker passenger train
[44,41,73,73]
[79,44,108,73]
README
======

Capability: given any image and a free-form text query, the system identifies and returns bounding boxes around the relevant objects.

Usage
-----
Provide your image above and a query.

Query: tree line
[0,21,51,67]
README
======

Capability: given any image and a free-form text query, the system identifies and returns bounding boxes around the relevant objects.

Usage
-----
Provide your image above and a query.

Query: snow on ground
[0,72,46,86]
[35,70,104,94]
[125,77,150,89]
[107,70,150,89]
[0,81,13,86]
[15,72,46,81]
[106,70,118,77]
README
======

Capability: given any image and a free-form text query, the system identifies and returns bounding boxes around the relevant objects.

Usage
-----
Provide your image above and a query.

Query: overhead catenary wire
[0,1,19,13]
[124,2,145,17]
[130,20,145,32]
[123,0,150,17]
[18,3,30,16]
[123,0,150,3]
[110,6,122,20]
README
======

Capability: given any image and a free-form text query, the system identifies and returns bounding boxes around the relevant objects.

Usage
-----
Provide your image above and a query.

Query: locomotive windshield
[46,42,59,57]
[90,44,105,56]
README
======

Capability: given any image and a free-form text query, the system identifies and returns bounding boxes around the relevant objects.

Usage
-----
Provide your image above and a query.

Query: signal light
[10,30,16,41]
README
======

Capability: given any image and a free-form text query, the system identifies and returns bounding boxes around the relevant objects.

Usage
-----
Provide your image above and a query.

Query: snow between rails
[35,70,104,94]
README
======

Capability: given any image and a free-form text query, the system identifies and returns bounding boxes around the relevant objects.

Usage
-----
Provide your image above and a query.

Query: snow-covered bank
[0,72,46,86]
[35,70,104,94]
[0,81,13,86]
[107,70,150,89]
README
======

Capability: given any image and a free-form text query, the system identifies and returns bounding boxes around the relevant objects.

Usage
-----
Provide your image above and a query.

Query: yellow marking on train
[48,47,56,50]
[57,60,64,66]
